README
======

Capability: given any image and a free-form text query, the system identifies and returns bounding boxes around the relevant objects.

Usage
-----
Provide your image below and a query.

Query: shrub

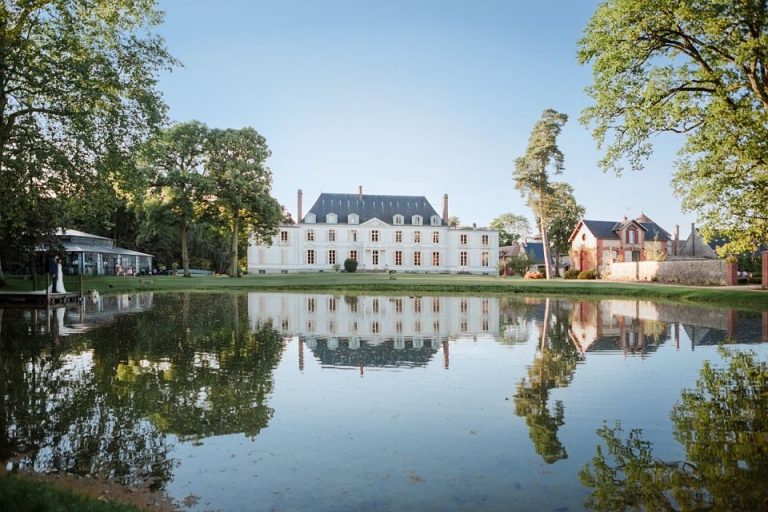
[563,269,580,280]
[344,258,358,273]
[578,270,597,280]
[524,271,544,279]
[332,263,341,272]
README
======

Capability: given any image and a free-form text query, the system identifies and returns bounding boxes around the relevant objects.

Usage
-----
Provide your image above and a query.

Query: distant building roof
[575,216,671,242]
[305,193,442,225]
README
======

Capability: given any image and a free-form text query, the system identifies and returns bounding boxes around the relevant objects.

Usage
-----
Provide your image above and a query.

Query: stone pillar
[727,309,738,338]
[726,258,738,286]
[762,251,768,288]
[297,189,303,224]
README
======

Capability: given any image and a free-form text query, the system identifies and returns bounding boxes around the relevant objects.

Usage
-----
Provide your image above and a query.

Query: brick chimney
[358,185,363,200]
[297,189,303,223]
[674,224,679,255]
[442,194,448,224]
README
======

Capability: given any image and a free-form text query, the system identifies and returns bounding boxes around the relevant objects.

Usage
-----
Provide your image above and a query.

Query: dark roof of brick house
[304,193,442,225]
[577,218,671,242]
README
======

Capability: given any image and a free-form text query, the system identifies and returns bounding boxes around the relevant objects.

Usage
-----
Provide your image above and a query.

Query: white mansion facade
[247,188,499,274]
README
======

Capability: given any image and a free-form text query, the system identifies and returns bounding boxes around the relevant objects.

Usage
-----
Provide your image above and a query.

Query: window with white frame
[306,249,315,264]
[371,230,379,242]
[306,213,316,223]
[395,230,402,243]
[395,250,402,266]
[349,250,358,261]
[432,251,440,266]
[481,251,489,267]
[412,215,423,225]
[432,231,440,243]
[306,230,315,242]
[348,213,359,224]
[328,250,336,265]
[413,231,421,243]
[280,230,289,243]
[328,229,336,242]
[393,214,404,225]
[326,213,337,224]
[460,234,468,246]
[431,215,441,226]
[413,251,421,266]
[460,251,468,266]
[349,230,358,242]
[482,234,489,246]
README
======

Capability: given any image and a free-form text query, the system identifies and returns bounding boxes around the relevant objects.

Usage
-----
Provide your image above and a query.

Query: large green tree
[490,213,532,247]
[543,183,585,273]
[578,0,768,254]
[513,109,569,279]
[142,121,211,277]
[205,127,283,277]
[0,0,177,279]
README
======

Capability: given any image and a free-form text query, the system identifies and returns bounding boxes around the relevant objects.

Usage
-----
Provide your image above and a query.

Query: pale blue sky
[155,0,696,237]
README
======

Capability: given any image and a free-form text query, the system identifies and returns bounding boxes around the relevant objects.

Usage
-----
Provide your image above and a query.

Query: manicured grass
[3,272,767,310]
[0,473,145,512]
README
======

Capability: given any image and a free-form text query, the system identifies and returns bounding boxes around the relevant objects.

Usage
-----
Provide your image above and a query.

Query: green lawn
[3,272,767,311]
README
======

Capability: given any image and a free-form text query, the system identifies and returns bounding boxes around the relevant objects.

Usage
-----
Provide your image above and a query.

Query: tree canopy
[578,0,768,254]
[490,213,531,246]
[0,0,177,278]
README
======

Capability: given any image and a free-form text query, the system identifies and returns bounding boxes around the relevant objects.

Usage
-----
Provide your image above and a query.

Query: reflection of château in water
[247,293,499,369]
[569,300,768,354]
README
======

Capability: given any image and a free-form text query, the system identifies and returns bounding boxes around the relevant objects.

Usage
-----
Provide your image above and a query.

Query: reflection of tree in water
[514,299,583,463]
[497,296,540,346]
[0,293,284,491]
[580,347,768,511]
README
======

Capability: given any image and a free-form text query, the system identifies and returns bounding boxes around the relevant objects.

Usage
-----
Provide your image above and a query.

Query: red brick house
[568,214,672,272]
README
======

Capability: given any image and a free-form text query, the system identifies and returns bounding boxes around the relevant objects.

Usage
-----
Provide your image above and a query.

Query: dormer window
[430,215,441,226]
[348,213,359,224]
[393,214,404,225]
[305,213,316,224]
[326,213,337,224]
[412,215,423,226]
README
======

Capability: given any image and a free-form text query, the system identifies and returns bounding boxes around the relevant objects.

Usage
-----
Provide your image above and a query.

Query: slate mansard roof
[575,218,671,242]
[304,193,443,225]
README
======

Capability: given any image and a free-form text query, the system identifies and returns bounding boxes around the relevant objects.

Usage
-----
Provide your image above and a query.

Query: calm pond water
[1,292,767,511]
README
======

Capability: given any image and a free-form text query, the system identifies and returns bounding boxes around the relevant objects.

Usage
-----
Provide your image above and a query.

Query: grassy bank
[3,272,768,310]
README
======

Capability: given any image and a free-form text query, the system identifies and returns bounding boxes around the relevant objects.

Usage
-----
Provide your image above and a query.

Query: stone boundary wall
[605,258,727,286]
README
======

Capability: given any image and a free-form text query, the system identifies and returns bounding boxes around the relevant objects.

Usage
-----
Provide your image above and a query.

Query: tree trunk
[181,221,191,278]
[229,215,240,277]
[538,193,552,280]
[0,254,4,282]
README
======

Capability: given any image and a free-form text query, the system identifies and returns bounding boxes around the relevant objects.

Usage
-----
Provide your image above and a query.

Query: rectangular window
[349,250,358,261]
[460,321,468,332]
[432,251,440,266]
[280,231,288,243]
[307,320,315,332]
[395,298,403,313]
[282,319,289,331]
[413,231,421,243]
[307,297,315,312]
[414,320,422,333]
[307,249,315,264]
[349,301,358,313]
[395,230,402,243]
[460,234,468,246]
[349,230,358,242]
[482,299,489,314]
[306,230,315,242]
[432,231,440,243]
[371,230,379,242]
[372,321,380,334]
[328,297,336,312]
[460,251,468,266]
[372,250,379,265]
[328,320,336,334]
[413,251,421,266]
[628,229,636,244]
[481,251,489,267]
[460,298,468,313]
[373,298,380,313]
[414,298,422,313]
[396,321,403,333]
[433,320,440,333]
[482,234,489,246]
[328,230,336,242]
[328,250,336,265]
[395,250,403,266]
[432,298,440,313]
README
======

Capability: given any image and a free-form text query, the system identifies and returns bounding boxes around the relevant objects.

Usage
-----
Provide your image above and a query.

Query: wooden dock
[0,291,82,307]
